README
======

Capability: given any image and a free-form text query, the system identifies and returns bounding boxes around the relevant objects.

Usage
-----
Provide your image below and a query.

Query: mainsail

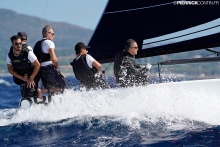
[88,0,220,63]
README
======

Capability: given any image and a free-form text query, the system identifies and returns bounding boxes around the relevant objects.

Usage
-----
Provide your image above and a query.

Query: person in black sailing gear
[33,25,65,98]
[6,35,41,99]
[70,42,111,90]
[114,39,152,87]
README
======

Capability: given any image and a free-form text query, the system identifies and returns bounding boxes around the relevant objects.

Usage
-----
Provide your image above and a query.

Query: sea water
[0,76,220,146]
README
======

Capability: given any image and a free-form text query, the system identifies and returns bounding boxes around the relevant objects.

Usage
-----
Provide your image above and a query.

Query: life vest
[8,45,34,85]
[33,39,50,63]
[8,45,33,75]
[70,54,97,83]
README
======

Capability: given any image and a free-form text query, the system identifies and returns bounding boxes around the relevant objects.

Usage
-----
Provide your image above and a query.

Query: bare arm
[92,60,102,71]
[30,60,40,79]
[49,48,58,68]
[26,59,40,88]
[7,64,27,81]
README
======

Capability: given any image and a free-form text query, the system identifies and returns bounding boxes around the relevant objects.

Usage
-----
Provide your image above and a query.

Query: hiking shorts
[39,65,65,89]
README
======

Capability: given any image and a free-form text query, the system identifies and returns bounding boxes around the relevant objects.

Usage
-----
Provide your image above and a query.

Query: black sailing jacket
[114,51,149,87]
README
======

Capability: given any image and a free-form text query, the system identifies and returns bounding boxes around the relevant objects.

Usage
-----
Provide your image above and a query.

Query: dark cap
[17,32,27,40]
[75,42,90,54]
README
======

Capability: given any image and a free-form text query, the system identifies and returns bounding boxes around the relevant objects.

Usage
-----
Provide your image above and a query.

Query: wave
[0,79,220,128]
[0,79,12,86]
[1,79,220,146]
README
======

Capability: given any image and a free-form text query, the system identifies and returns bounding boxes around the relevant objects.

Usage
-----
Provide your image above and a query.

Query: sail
[88,0,220,63]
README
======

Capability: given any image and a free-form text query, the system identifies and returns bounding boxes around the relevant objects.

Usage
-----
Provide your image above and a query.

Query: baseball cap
[17,32,28,40]
[75,42,90,54]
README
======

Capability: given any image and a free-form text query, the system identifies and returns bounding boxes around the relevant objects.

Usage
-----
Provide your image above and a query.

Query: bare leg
[37,88,43,100]
[47,88,63,94]
[37,88,63,99]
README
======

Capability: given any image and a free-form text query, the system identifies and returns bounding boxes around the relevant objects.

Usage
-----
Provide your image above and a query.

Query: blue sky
[0,0,108,30]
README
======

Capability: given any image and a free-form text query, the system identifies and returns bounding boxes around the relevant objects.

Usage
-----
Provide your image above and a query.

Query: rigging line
[57,66,71,89]
[104,62,113,71]
[41,0,49,30]
[104,2,173,14]
[143,24,220,45]
[157,53,218,66]
[140,49,219,67]
[203,53,216,57]
[206,48,220,56]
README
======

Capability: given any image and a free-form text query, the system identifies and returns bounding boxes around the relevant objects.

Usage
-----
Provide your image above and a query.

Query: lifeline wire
[41,0,49,30]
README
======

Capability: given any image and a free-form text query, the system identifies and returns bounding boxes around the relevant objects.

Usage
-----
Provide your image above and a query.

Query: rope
[104,62,113,71]
[41,0,49,30]
[105,2,173,14]
[202,53,216,58]
[139,48,219,67]
[57,66,71,89]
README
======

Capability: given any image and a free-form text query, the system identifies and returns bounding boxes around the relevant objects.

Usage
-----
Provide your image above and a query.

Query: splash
[1,79,220,129]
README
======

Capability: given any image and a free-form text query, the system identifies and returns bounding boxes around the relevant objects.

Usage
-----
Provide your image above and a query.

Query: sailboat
[19,0,220,109]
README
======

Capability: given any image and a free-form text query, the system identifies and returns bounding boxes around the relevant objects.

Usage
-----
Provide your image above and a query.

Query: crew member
[70,42,111,90]
[6,35,41,98]
[114,39,151,87]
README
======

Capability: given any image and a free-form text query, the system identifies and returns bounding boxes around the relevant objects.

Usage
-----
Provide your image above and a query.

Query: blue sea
[1,75,220,147]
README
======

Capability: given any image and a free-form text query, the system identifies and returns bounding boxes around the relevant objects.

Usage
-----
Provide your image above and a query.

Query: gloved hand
[146,63,152,70]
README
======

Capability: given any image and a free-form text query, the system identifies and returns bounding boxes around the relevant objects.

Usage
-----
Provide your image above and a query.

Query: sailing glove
[146,63,152,70]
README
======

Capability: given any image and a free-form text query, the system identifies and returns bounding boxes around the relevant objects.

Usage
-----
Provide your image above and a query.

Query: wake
[0,79,220,129]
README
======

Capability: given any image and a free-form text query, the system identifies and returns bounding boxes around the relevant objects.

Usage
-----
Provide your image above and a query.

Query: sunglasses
[14,42,22,46]
[48,32,55,36]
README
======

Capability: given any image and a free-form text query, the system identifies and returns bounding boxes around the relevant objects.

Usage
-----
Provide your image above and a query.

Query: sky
[0,0,108,30]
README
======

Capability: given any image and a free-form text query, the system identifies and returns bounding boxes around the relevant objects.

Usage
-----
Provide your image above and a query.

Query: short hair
[42,25,54,37]
[10,35,21,43]
[125,39,136,51]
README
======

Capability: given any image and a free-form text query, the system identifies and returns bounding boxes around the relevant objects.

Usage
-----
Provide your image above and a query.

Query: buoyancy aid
[9,45,33,75]
[33,39,50,63]
[8,45,34,84]
[70,54,111,89]
[70,54,97,83]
